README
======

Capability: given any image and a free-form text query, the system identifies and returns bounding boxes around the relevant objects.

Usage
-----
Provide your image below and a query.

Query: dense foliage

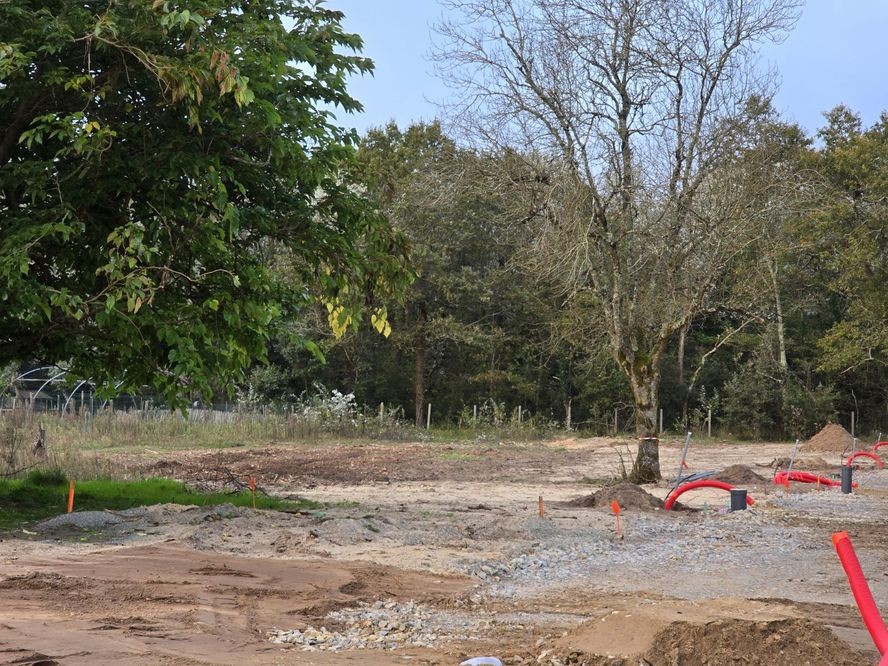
[0,0,408,406]
[3,2,887,440]
[247,110,888,440]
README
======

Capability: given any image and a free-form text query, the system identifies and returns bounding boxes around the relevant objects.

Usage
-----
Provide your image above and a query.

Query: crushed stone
[35,511,125,532]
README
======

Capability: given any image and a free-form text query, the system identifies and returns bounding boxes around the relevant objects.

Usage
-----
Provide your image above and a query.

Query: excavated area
[0,437,885,665]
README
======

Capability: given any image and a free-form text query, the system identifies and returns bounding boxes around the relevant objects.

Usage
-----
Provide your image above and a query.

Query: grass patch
[438,451,478,462]
[0,470,318,531]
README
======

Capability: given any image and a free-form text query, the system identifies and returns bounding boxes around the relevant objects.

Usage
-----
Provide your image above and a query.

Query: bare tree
[435,0,801,481]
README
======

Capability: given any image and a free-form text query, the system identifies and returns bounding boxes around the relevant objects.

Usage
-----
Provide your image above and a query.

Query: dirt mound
[642,618,865,665]
[772,456,837,471]
[566,482,665,511]
[546,616,866,666]
[803,422,853,453]
[715,464,767,485]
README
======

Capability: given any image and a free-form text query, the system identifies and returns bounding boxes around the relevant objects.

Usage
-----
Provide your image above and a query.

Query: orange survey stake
[611,500,621,536]
[249,477,257,510]
[67,479,75,513]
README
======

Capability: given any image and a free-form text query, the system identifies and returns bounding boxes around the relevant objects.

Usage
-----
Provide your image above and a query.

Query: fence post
[658,408,664,435]
[614,408,618,435]
[707,408,712,438]
[426,403,431,429]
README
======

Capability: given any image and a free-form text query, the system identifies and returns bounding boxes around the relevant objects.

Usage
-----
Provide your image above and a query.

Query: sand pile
[715,464,767,485]
[802,423,854,453]
[566,482,665,512]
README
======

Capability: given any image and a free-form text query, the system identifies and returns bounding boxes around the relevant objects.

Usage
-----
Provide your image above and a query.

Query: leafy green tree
[0,0,408,406]
[812,108,888,375]
[356,122,527,426]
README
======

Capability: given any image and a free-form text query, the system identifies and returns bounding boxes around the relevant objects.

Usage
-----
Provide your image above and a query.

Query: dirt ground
[1,435,886,665]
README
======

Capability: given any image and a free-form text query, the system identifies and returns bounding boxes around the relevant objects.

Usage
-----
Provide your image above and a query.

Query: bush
[26,468,68,486]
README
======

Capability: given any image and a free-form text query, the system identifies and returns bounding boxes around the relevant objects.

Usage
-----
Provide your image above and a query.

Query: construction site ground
[1,435,886,665]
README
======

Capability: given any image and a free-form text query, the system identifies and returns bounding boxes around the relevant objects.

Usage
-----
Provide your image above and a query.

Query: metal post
[673,431,692,487]
[473,404,477,424]
[426,403,431,429]
[658,408,664,435]
[786,438,801,480]
[707,408,712,438]
[614,408,618,435]
[851,411,855,438]
[518,405,523,423]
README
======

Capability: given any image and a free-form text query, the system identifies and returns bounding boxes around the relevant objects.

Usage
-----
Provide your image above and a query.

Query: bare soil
[803,423,854,454]
[564,481,667,512]
[1,435,885,665]
[716,464,768,485]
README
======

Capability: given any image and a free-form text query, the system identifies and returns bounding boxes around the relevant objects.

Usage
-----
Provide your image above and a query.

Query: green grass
[0,470,318,532]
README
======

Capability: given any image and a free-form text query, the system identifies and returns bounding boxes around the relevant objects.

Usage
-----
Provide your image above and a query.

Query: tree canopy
[0,0,408,405]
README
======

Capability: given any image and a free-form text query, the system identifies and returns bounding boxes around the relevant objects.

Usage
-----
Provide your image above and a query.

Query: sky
[329,0,888,137]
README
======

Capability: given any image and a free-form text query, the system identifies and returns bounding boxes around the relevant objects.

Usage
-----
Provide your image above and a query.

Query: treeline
[242,107,888,441]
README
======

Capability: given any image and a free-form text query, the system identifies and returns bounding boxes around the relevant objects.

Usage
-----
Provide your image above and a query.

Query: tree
[804,108,888,427]
[436,0,801,480]
[812,108,888,376]
[356,122,524,426]
[0,0,408,406]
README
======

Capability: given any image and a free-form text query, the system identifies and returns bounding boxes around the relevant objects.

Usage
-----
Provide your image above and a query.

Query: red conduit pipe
[664,479,755,511]
[846,451,885,470]
[832,531,888,657]
[773,470,858,488]
[872,441,888,453]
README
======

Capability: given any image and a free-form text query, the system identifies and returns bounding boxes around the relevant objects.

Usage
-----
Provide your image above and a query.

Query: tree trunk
[677,323,687,386]
[678,323,689,427]
[767,256,788,371]
[414,343,426,428]
[627,368,661,483]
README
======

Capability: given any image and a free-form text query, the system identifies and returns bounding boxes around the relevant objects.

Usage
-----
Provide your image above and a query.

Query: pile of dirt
[566,482,665,512]
[642,618,865,666]
[772,456,837,471]
[715,464,767,485]
[803,423,854,453]
[545,617,866,666]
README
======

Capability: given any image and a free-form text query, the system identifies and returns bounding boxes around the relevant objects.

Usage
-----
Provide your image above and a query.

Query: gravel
[35,511,125,531]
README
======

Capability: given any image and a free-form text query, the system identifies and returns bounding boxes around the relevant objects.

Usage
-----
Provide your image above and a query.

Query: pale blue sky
[330,0,888,136]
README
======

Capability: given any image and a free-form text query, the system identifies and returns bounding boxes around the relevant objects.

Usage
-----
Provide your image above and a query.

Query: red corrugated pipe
[773,470,858,488]
[831,531,888,658]
[845,451,885,470]
[664,479,754,511]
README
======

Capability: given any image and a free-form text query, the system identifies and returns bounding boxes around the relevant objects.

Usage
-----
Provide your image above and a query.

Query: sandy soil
[0,435,885,665]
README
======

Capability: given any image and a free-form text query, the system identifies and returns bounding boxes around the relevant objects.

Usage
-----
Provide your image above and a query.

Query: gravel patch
[35,511,125,531]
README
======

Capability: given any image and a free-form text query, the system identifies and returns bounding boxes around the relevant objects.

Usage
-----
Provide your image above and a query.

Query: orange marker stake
[249,477,257,510]
[538,495,545,518]
[611,500,622,536]
[67,479,75,513]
